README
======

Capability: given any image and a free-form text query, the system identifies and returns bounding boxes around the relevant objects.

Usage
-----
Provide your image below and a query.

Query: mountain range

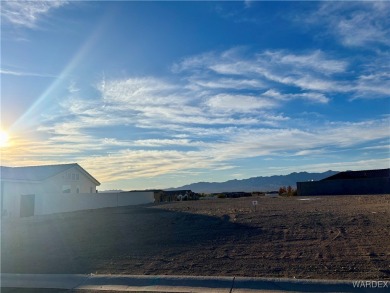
[167,170,338,193]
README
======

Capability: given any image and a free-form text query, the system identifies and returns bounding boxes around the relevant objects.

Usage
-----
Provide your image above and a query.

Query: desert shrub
[279,186,297,196]
[279,186,287,195]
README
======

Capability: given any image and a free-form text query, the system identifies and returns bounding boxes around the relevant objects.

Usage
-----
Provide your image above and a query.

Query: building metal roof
[322,168,390,181]
[128,189,164,193]
[0,163,100,185]
[164,190,193,195]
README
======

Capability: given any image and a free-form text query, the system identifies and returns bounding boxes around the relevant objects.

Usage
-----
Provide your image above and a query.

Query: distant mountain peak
[167,170,338,193]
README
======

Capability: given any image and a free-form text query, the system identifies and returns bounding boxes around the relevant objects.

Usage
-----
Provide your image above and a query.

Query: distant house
[297,168,390,196]
[164,190,198,201]
[225,191,252,198]
[213,192,252,198]
[145,189,198,202]
[1,163,100,217]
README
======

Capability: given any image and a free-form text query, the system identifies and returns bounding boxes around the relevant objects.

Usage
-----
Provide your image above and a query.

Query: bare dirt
[2,195,390,280]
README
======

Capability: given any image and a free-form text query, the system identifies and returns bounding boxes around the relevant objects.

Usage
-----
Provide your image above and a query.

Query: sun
[0,129,9,147]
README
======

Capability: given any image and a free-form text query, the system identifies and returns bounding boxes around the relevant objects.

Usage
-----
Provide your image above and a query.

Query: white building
[1,163,100,217]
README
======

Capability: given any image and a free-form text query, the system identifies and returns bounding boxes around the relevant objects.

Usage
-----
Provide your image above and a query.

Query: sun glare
[0,130,9,147]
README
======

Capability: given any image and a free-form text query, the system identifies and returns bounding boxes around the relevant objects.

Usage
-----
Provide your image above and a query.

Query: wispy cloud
[1,1,68,28]
[307,2,390,48]
[4,117,388,185]
[206,119,390,162]
[206,94,277,114]
[0,68,57,78]
[262,50,348,75]
[175,47,389,100]
[353,51,390,99]
[244,1,253,9]
[268,158,390,175]
[175,48,348,94]
[288,3,390,99]
[187,77,265,91]
[263,89,329,104]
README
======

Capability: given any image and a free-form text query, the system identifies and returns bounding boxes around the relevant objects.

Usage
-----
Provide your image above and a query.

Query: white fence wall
[31,191,154,216]
[117,192,155,206]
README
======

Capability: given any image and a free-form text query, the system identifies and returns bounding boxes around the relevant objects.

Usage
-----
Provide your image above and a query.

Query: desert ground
[2,195,390,280]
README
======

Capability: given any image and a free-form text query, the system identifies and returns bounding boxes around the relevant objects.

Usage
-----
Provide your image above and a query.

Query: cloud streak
[0,68,57,78]
[1,1,68,28]
[3,116,388,186]
[305,2,390,49]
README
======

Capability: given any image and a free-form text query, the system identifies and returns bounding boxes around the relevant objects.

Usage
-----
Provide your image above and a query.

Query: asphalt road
[2,273,389,293]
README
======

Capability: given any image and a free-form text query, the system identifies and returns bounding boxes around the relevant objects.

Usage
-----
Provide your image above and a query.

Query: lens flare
[0,130,9,147]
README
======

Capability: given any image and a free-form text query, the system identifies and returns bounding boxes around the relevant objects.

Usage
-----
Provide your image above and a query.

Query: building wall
[1,167,100,217]
[34,191,154,215]
[2,190,154,217]
[44,166,98,194]
[297,178,390,196]
[1,180,40,217]
[118,192,155,206]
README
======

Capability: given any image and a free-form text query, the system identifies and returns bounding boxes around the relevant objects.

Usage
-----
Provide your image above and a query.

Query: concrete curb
[1,274,389,292]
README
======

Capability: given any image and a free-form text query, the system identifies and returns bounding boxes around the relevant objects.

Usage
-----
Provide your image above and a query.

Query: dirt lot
[2,195,390,280]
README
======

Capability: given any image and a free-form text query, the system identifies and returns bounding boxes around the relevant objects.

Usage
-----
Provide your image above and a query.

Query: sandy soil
[2,195,390,280]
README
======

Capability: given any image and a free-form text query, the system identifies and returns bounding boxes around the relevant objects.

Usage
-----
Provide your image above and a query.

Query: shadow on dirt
[1,204,260,274]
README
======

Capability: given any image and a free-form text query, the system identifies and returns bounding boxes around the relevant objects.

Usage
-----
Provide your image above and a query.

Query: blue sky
[1,1,389,190]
